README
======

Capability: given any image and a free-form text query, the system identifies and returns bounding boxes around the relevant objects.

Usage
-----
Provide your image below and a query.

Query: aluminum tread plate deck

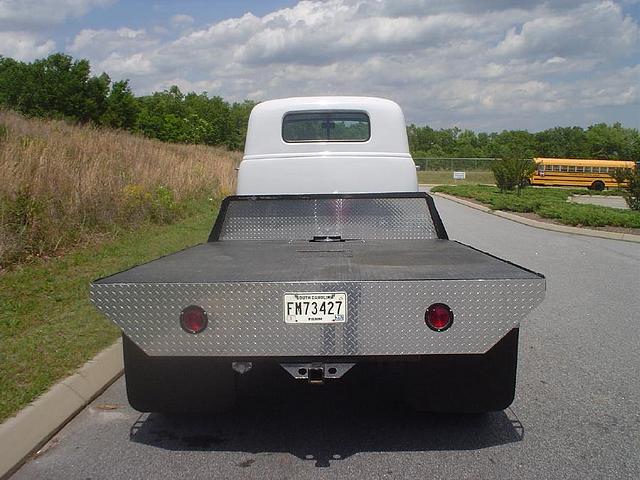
[94,240,542,284]
[91,240,545,357]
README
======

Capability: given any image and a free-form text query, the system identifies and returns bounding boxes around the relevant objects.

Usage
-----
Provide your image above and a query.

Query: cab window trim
[282,110,371,143]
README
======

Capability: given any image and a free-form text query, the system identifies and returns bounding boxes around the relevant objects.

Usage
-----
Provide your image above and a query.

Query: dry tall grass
[0,110,240,267]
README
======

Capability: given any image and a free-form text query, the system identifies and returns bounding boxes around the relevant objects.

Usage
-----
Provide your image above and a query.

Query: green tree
[101,80,139,129]
[454,129,485,157]
[585,123,639,160]
[0,53,110,123]
[135,86,189,141]
[225,100,256,150]
[183,92,230,145]
[535,126,589,158]
[0,56,32,111]
[487,130,537,159]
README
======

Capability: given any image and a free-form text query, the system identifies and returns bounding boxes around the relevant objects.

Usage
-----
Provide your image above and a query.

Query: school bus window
[585,166,592,173]
[560,165,568,172]
[576,166,584,173]
[568,166,576,172]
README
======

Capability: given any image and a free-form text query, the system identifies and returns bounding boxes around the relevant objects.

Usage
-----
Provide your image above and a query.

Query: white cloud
[0,31,55,60]
[571,64,640,107]
[170,14,194,28]
[0,0,113,62]
[61,0,640,129]
[69,28,157,56]
[0,0,114,29]
[494,1,639,59]
[98,52,156,76]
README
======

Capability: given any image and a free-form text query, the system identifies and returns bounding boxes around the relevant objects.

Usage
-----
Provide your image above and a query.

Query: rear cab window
[282,110,370,143]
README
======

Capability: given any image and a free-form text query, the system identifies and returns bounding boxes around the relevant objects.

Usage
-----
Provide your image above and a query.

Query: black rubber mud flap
[403,328,519,413]
[122,334,237,413]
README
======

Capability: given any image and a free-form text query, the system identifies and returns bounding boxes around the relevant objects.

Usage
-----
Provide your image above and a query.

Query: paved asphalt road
[12,195,640,479]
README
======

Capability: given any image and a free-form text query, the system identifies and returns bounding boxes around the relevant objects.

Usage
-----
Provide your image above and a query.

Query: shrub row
[431,185,640,228]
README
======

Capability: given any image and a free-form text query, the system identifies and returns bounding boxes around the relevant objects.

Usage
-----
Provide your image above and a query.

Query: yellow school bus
[531,158,636,191]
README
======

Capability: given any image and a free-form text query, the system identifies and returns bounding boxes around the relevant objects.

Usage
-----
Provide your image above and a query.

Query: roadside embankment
[0,200,219,424]
[0,109,240,268]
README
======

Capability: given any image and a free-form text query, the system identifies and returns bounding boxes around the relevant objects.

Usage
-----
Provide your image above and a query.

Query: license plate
[283,292,347,324]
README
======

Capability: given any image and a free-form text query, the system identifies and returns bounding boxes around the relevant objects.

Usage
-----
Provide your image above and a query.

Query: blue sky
[0,0,638,131]
[56,1,298,42]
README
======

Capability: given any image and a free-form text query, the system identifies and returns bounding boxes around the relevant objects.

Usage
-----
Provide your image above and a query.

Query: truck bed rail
[209,192,448,241]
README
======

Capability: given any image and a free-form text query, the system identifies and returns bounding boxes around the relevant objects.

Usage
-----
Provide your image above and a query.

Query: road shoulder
[0,340,123,480]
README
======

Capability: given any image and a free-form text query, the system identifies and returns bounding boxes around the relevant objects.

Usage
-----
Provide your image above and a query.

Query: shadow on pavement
[129,366,524,467]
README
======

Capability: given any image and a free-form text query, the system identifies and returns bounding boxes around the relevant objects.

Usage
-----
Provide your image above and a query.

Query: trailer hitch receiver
[308,367,324,384]
[280,363,355,383]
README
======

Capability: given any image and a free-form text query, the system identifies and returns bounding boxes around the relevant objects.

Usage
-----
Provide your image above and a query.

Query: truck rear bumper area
[123,329,520,413]
[91,239,544,357]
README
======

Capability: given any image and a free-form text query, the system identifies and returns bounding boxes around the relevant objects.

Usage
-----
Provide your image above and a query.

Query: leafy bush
[151,185,178,222]
[611,167,640,211]
[625,171,640,211]
[120,184,180,224]
[491,155,537,193]
[611,168,630,187]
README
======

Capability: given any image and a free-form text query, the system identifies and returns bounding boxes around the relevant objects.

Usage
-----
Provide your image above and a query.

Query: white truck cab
[237,96,418,195]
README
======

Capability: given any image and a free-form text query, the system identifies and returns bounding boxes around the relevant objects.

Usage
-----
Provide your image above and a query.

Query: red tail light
[425,303,453,332]
[180,305,208,334]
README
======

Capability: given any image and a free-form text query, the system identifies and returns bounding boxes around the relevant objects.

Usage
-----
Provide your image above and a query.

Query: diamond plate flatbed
[91,240,545,356]
[94,239,541,284]
[90,193,545,357]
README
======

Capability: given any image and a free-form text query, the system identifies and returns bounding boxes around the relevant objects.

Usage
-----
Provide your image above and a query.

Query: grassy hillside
[0,110,240,268]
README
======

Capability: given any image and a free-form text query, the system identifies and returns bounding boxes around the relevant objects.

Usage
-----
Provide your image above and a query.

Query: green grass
[417,170,495,185]
[431,185,640,228]
[0,199,219,422]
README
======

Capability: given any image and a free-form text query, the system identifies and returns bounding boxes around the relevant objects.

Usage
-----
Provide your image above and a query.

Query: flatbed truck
[91,97,545,413]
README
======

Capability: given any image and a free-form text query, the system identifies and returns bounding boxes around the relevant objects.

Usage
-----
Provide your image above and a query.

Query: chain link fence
[413,158,498,171]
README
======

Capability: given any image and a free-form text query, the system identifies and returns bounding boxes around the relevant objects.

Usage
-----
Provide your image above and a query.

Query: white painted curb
[431,191,640,243]
[0,339,123,479]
